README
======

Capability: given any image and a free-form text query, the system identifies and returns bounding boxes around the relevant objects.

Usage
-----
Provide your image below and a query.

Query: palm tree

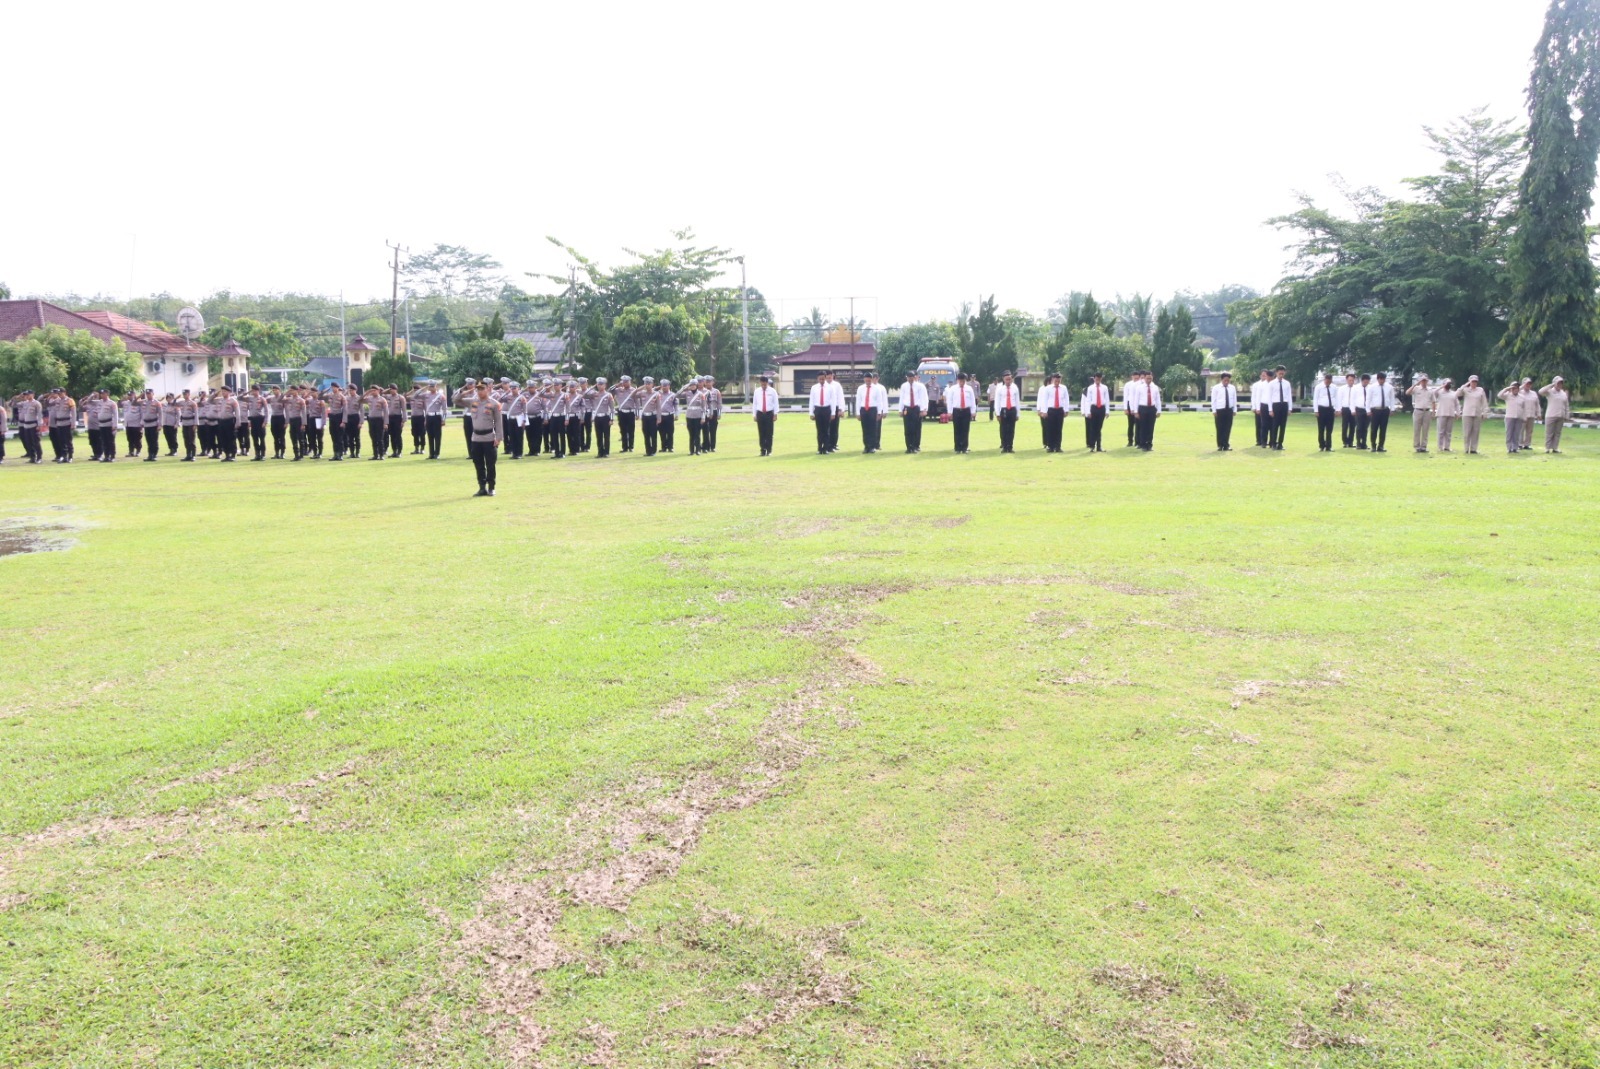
[1114,293,1156,341]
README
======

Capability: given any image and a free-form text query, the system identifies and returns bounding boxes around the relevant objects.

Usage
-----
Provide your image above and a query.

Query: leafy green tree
[0,281,10,300]
[0,325,141,398]
[1113,293,1156,340]
[481,311,506,341]
[403,244,508,301]
[961,296,1012,382]
[200,317,305,369]
[792,307,826,346]
[1167,285,1259,357]
[1159,363,1197,401]
[1000,309,1050,371]
[1150,304,1202,380]
[1050,292,1117,334]
[875,322,961,382]
[1233,112,1523,386]
[1058,329,1147,389]
[607,303,701,383]
[0,334,69,397]
[1498,0,1600,384]
[366,350,416,390]
[438,339,536,389]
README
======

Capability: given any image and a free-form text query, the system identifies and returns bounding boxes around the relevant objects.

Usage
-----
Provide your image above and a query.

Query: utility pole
[738,256,750,399]
[386,240,407,360]
[404,297,411,365]
[339,292,347,383]
[849,295,857,382]
[565,266,578,373]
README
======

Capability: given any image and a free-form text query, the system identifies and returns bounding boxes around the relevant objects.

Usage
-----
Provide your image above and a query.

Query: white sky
[4,0,1545,328]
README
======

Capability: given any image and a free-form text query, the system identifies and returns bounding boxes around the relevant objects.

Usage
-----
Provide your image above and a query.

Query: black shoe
[145,456,157,462]
[474,488,488,497]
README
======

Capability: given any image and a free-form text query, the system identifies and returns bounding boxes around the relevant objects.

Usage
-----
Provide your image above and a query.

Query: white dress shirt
[1249,379,1266,410]
[1335,382,1354,408]
[897,381,928,412]
[944,383,975,410]
[1145,382,1162,407]
[752,385,779,414]
[1313,382,1337,408]
[994,383,1020,411]
[1269,378,1293,405]
[1079,383,1109,414]
[1036,383,1072,412]
[1121,380,1142,411]
[1376,382,1395,408]
[809,382,831,410]
[1211,382,1238,411]
[826,380,847,408]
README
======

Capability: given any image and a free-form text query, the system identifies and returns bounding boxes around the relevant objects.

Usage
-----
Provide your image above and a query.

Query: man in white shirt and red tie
[1312,372,1338,452]
[994,371,1021,453]
[1211,371,1238,450]
[1036,372,1070,452]
[1082,373,1110,452]
[854,372,888,453]
[1267,365,1292,450]
[809,373,835,454]
[1136,371,1161,450]
[826,371,847,452]
[1122,375,1141,446]
[944,372,977,453]
[899,371,928,453]
[751,374,779,456]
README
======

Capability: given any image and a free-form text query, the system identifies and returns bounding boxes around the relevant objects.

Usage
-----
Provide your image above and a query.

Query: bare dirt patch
[1288,1019,1370,1050]
[0,517,80,559]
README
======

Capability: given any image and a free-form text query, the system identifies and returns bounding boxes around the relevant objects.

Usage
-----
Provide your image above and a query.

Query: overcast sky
[5,0,1546,328]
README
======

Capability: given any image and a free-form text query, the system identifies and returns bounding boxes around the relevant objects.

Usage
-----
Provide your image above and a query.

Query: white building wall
[140,356,209,397]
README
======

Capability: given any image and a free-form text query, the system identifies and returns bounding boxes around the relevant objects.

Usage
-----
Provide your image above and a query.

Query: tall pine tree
[1499,0,1600,383]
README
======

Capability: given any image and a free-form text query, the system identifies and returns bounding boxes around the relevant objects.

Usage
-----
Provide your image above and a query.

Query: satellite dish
[176,307,205,340]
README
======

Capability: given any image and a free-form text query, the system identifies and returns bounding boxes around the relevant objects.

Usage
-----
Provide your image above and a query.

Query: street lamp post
[736,256,750,400]
[324,298,346,384]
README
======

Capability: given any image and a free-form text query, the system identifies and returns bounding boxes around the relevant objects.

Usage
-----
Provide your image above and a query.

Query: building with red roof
[0,299,214,395]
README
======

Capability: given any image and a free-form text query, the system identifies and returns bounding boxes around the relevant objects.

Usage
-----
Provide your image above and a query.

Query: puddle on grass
[0,514,80,558]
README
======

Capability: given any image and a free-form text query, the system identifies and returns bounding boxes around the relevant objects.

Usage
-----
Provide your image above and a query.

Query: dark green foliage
[1499,0,1600,384]
[960,296,1012,383]
[438,338,536,389]
[874,322,962,383]
[606,303,700,384]
[199,318,304,370]
[0,325,142,398]
[1151,304,1203,382]
[1057,328,1148,388]
[366,350,416,390]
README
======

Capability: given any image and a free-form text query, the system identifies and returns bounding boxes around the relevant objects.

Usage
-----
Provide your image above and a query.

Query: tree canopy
[1057,329,1148,388]
[1499,0,1600,384]
[875,322,961,382]
[0,325,142,398]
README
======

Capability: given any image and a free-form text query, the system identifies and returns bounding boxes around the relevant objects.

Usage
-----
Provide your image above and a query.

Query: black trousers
[503,419,522,458]
[367,417,386,457]
[526,416,543,456]
[182,425,197,459]
[143,426,160,456]
[127,426,143,455]
[1254,408,1268,446]
[237,419,250,452]
[1126,410,1137,446]
[951,408,972,451]
[270,415,286,456]
[461,416,472,449]
[346,415,363,456]
[50,426,72,460]
[1340,408,1356,447]
[561,416,578,455]
[1136,405,1157,449]
[549,416,567,457]
[1371,409,1390,450]
[306,420,324,457]
[687,416,704,454]
[387,415,404,456]
[163,426,178,453]
[998,408,1018,452]
[812,407,832,452]
[411,415,425,450]
[705,414,719,450]
[1041,409,1064,451]
[828,412,840,450]
[217,418,237,458]
[199,424,215,454]
[1316,406,1335,450]
[755,411,775,454]
[582,412,593,450]
[659,414,676,452]
[426,415,443,458]
[329,418,346,457]
[594,415,612,457]
[89,427,109,459]
[860,408,880,451]
[289,417,305,458]
[1355,410,1370,448]
[1086,406,1107,451]
[1269,401,1289,448]
[618,412,635,452]
[642,414,659,455]
[20,426,43,461]
[469,439,497,489]
[1215,409,1234,449]
[250,416,266,457]
[903,408,923,451]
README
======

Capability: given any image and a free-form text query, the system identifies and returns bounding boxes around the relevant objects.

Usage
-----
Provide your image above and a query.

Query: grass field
[3,411,1598,1069]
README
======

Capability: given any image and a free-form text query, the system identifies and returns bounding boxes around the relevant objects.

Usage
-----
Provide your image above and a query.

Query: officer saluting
[462,381,503,496]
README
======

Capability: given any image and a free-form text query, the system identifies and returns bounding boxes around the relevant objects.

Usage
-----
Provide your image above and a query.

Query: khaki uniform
[1539,384,1571,451]
[1407,384,1436,451]
[1434,387,1460,451]
[1457,385,1489,453]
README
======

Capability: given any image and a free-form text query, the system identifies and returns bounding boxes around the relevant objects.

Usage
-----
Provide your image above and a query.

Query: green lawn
[3,412,1597,1068]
